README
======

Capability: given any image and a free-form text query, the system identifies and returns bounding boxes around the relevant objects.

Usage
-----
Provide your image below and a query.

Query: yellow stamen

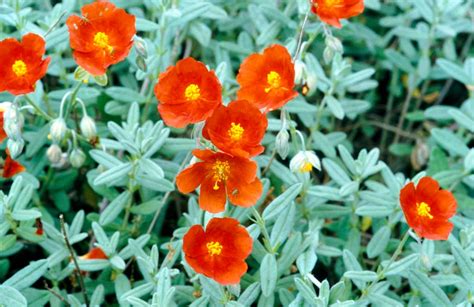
[417,202,433,219]
[212,160,230,191]
[93,32,113,54]
[184,84,201,101]
[206,241,223,256]
[228,122,244,141]
[265,71,282,93]
[300,161,313,173]
[324,0,341,6]
[12,60,27,77]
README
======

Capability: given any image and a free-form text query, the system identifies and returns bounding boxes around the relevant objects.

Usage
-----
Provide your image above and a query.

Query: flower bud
[134,37,148,58]
[290,150,321,174]
[2,102,24,140]
[294,60,306,85]
[80,115,97,140]
[276,129,290,159]
[50,118,67,143]
[306,73,318,96]
[46,144,62,164]
[323,46,335,64]
[70,149,86,168]
[7,139,24,159]
[325,35,343,54]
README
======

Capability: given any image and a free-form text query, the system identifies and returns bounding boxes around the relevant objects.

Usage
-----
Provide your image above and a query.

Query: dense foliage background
[0,0,473,306]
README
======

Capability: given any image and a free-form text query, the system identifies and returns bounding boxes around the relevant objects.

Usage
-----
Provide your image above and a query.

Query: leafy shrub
[0,0,473,306]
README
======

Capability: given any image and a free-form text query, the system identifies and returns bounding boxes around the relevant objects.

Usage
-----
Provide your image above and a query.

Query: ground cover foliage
[0,0,473,306]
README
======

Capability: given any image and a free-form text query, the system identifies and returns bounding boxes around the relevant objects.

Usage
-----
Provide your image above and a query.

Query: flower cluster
[154,44,298,284]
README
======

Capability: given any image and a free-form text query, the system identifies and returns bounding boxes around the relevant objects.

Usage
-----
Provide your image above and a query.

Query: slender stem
[64,82,83,120]
[251,207,274,254]
[393,79,417,145]
[146,152,192,234]
[362,229,410,298]
[60,214,89,306]
[43,281,69,305]
[44,11,66,37]
[293,7,311,61]
[261,148,277,176]
[23,95,53,120]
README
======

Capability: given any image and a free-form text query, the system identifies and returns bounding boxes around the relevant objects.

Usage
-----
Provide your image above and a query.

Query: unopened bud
[136,55,147,72]
[70,149,86,168]
[325,35,343,54]
[294,60,306,85]
[323,47,335,64]
[276,129,290,159]
[46,144,62,164]
[2,102,24,140]
[134,37,148,58]
[7,139,24,159]
[50,118,67,143]
[80,115,97,140]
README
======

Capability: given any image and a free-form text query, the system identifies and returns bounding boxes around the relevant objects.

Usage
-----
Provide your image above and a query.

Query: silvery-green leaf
[89,150,122,169]
[90,285,105,306]
[260,253,278,297]
[94,163,133,186]
[344,271,377,282]
[99,191,131,225]
[120,283,154,303]
[451,245,474,283]
[322,158,351,186]
[4,259,48,290]
[76,259,109,271]
[294,278,317,304]
[408,270,452,306]
[431,128,469,157]
[110,255,126,271]
[0,286,27,307]
[199,276,224,301]
[92,222,110,247]
[106,87,146,103]
[262,183,302,220]
[436,58,470,84]
[367,226,391,258]
[325,95,345,120]
[270,201,295,247]
[238,282,260,306]
[11,209,41,221]
[296,249,317,275]
[368,293,403,307]
[384,254,419,276]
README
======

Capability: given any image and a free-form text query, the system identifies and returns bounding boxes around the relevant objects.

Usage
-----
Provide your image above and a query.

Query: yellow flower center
[212,160,230,190]
[324,0,341,6]
[12,60,27,77]
[184,84,201,101]
[417,202,433,219]
[265,71,282,93]
[300,161,313,173]
[228,122,244,141]
[206,241,223,256]
[93,32,113,54]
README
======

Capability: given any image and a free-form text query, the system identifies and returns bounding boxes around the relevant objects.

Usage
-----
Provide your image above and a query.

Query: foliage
[0,0,473,306]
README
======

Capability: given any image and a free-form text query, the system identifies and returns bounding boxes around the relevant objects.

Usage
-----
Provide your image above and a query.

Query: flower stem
[23,95,53,120]
[251,207,274,254]
[361,229,410,298]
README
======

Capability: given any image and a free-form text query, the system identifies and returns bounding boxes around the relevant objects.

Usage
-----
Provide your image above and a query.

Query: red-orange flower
[66,0,136,76]
[237,44,298,112]
[311,0,364,28]
[400,176,457,240]
[154,58,222,128]
[176,149,262,213]
[183,217,253,285]
[0,33,50,95]
[3,152,25,178]
[79,247,108,260]
[202,100,268,158]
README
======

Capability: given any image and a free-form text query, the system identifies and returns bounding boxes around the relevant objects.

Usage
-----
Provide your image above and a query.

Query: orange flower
[154,58,222,128]
[400,177,457,240]
[176,149,262,213]
[183,217,252,285]
[79,247,108,260]
[0,33,50,95]
[66,0,136,76]
[2,152,25,178]
[202,100,268,158]
[310,0,364,28]
[237,44,298,112]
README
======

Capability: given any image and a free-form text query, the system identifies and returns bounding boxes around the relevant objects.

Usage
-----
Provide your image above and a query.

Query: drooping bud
[50,118,67,143]
[276,129,290,159]
[325,35,343,54]
[294,60,306,85]
[46,144,62,164]
[80,115,97,141]
[2,102,24,140]
[69,148,86,168]
[290,150,321,174]
[306,73,318,96]
[134,37,148,58]
[7,139,24,159]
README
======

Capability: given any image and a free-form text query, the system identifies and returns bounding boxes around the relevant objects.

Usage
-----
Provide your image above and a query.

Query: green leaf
[130,197,163,215]
[94,163,133,186]
[431,128,469,157]
[325,95,345,120]
[451,245,474,283]
[4,259,48,290]
[238,282,260,306]
[260,253,278,297]
[436,59,470,84]
[344,270,377,282]
[262,183,302,220]
[367,226,391,258]
[408,270,452,306]
[294,278,317,304]
[99,191,131,225]
[0,286,27,307]
[296,249,317,275]
[322,158,351,186]
[385,49,414,73]
[11,209,41,221]
[105,87,146,103]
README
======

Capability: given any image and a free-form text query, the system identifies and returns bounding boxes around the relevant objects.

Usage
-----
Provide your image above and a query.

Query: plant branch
[60,214,89,306]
